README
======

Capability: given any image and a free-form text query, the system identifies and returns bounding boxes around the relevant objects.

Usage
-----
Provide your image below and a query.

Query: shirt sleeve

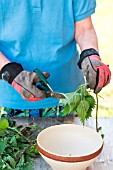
[73,0,96,22]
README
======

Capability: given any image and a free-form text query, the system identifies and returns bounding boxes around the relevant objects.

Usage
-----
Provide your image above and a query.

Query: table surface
[14,117,113,170]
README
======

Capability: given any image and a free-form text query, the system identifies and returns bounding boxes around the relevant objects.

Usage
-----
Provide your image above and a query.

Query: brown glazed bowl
[37,124,103,170]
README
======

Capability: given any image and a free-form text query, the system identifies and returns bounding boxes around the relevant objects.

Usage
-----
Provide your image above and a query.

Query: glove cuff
[77,48,100,69]
[0,62,23,84]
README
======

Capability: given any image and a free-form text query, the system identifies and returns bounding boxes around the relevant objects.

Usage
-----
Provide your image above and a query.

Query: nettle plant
[59,84,96,125]
[59,84,104,137]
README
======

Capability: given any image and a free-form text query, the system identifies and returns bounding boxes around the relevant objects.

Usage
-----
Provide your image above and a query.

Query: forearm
[75,28,99,52]
[75,17,99,52]
[0,52,10,69]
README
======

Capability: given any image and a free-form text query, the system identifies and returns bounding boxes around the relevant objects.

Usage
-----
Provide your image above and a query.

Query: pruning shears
[34,68,67,100]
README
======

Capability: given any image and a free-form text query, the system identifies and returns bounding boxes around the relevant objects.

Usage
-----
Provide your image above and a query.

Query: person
[0,0,111,117]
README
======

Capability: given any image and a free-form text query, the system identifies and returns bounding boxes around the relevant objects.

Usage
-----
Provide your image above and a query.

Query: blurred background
[92,0,113,117]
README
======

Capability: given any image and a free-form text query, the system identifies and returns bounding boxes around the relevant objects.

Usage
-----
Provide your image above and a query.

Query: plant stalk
[8,127,32,143]
[96,94,99,132]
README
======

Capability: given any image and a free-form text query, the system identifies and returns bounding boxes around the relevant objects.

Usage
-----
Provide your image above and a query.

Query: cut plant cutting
[59,84,96,125]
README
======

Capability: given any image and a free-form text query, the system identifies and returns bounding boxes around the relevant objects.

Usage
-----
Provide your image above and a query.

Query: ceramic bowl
[37,124,103,170]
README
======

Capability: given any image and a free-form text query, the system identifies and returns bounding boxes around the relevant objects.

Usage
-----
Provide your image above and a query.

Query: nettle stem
[96,94,99,132]
[15,144,33,160]
[8,127,32,143]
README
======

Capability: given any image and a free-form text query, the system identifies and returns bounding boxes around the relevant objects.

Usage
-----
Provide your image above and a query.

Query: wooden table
[14,117,113,170]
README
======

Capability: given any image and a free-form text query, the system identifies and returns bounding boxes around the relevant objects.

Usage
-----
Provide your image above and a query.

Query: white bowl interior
[37,124,103,157]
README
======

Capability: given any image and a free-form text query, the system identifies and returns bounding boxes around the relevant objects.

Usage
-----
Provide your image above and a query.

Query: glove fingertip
[22,95,43,101]
[94,87,102,94]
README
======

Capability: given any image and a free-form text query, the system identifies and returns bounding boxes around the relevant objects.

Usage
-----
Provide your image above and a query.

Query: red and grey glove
[0,62,50,101]
[78,48,111,93]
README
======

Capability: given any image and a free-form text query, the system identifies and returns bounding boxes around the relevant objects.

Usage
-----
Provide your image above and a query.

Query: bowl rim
[36,124,103,163]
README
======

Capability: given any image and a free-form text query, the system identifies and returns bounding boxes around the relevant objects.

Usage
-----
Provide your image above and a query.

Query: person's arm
[75,16,111,93]
[75,17,98,51]
[0,52,10,69]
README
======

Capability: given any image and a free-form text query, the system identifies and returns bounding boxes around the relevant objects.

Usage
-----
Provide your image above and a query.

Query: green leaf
[2,156,7,162]
[76,84,87,97]
[5,148,13,155]
[22,158,33,170]
[2,161,13,170]
[0,140,6,153]
[29,144,39,155]
[7,155,16,168]
[85,95,96,108]
[85,95,96,119]
[62,104,70,116]
[77,100,89,125]
[9,136,17,147]
[16,155,25,168]
[61,93,81,116]
[0,119,9,130]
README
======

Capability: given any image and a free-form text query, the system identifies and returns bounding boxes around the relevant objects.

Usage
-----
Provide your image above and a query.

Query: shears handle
[34,68,51,97]
[34,68,48,84]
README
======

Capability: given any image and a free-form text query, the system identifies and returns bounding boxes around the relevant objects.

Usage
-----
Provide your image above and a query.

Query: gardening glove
[0,62,50,101]
[78,48,111,93]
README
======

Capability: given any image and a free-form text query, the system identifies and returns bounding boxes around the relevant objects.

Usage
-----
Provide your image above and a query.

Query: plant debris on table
[0,118,41,170]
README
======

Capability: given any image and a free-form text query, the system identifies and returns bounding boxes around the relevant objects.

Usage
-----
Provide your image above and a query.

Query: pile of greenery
[0,118,41,170]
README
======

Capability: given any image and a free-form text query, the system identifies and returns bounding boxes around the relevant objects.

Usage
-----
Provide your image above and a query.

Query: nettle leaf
[2,156,7,162]
[22,157,33,170]
[62,105,70,116]
[16,155,25,168]
[29,144,39,155]
[2,161,13,170]
[0,140,6,153]
[59,84,96,125]
[0,119,9,130]
[67,93,81,107]
[76,100,89,125]
[85,95,96,108]
[9,136,17,147]
[60,93,81,115]
[6,155,16,168]
[26,150,38,158]
[5,148,13,155]
[85,95,96,119]
[76,84,87,96]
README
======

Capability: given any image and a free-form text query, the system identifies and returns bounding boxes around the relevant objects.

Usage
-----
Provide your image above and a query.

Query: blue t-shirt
[0,0,96,109]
